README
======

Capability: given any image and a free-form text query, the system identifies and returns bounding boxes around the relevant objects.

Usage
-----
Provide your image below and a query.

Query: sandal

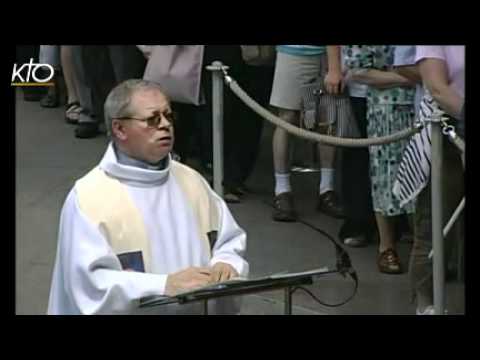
[65,102,82,124]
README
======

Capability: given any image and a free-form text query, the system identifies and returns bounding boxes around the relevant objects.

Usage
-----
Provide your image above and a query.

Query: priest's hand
[165,267,212,296]
[210,262,239,283]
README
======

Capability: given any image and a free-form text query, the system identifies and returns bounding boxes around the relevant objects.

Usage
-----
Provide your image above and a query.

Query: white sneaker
[416,305,448,315]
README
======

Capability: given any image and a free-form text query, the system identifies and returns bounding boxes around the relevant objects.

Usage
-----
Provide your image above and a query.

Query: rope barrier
[225,76,422,148]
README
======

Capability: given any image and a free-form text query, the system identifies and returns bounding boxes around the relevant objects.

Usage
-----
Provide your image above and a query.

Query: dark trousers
[16,45,44,96]
[80,45,147,124]
[16,45,39,64]
[233,64,274,185]
[200,46,274,188]
[339,97,376,239]
[171,102,202,161]
[163,45,234,165]
[409,139,464,304]
[200,45,245,179]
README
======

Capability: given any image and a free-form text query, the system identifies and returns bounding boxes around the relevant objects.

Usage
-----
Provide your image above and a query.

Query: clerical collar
[114,144,168,170]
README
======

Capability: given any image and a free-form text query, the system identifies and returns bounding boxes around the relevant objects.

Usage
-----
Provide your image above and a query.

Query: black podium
[139,267,337,315]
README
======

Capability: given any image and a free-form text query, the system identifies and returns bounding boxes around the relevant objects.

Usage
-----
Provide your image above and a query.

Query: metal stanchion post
[284,287,292,315]
[204,300,209,315]
[431,119,445,315]
[206,61,229,198]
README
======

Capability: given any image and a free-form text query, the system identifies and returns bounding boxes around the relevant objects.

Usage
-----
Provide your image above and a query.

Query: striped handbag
[300,78,360,138]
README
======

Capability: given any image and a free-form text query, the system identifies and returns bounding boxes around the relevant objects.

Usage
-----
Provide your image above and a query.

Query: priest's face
[114,88,175,164]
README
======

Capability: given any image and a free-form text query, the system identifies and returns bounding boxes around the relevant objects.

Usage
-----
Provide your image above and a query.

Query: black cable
[263,199,359,307]
[291,278,358,308]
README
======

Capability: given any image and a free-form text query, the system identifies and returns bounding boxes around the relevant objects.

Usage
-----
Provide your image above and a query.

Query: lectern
[140,267,337,315]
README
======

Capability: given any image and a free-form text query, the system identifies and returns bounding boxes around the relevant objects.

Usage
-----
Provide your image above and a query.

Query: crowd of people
[16,45,464,315]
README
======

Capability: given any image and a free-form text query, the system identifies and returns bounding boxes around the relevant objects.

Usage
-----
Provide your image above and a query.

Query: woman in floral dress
[344,45,416,274]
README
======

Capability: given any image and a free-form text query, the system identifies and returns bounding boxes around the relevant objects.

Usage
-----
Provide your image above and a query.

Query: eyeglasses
[116,110,176,128]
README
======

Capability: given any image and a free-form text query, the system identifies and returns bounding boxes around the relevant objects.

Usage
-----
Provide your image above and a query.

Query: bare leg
[316,142,344,218]
[376,212,402,274]
[273,108,299,174]
[272,108,299,222]
[376,213,396,253]
[60,46,79,104]
[317,143,335,169]
[317,142,336,193]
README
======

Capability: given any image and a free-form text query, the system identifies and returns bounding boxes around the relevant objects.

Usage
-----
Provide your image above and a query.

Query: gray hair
[104,79,168,137]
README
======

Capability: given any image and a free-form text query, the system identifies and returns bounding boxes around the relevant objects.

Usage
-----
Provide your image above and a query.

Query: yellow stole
[75,161,219,273]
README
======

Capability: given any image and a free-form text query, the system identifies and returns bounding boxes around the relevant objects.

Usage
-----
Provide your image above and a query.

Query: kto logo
[11,58,54,87]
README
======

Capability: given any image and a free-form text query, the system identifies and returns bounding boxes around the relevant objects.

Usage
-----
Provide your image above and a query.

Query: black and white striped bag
[392,91,449,207]
[300,79,361,138]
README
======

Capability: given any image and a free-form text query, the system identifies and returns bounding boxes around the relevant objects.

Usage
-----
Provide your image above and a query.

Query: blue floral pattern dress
[344,45,415,216]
